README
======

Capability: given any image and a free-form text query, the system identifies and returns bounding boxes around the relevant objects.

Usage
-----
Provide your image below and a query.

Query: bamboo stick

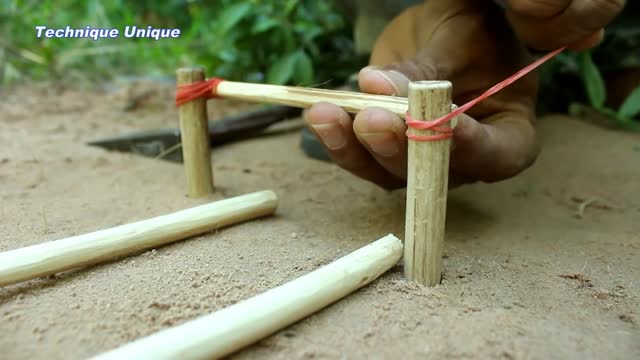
[177,67,214,197]
[91,234,403,360]
[0,190,278,287]
[404,81,453,286]
[215,80,409,118]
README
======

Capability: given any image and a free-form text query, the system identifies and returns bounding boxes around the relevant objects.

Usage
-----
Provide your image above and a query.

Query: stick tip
[409,80,452,91]
[176,67,205,75]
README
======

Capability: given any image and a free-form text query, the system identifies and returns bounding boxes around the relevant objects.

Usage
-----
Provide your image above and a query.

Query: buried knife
[88,105,302,162]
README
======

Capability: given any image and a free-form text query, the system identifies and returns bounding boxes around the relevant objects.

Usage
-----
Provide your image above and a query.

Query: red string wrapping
[175,48,565,141]
[175,77,224,106]
[406,47,565,141]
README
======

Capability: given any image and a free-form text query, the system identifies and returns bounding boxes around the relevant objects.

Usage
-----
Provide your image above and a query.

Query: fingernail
[374,70,411,96]
[360,132,399,157]
[360,65,382,73]
[311,124,346,150]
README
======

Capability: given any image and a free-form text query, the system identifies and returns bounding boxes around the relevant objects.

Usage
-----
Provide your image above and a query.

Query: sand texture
[0,84,638,359]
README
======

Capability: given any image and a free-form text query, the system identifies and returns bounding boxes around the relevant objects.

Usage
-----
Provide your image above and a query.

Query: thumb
[358,57,440,97]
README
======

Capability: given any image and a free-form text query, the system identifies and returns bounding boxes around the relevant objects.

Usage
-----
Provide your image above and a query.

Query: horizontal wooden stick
[0,190,278,287]
[216,80,409,118]
[91,234,403,360]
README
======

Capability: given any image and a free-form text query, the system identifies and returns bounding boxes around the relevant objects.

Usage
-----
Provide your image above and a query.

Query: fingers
[306,54,441,189]
[306,99,540,189]
[358,67,411,97]
[353,108,409,180]
[504,0,625,50]
[450,111,539,185]
[358,57,441,97]
[305,102,404,189]
[567,29,605,51]
[307,102,540,188]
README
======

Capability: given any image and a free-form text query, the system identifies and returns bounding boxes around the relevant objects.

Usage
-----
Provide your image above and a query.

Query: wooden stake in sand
[91,234,403,360]
[404,81,454,287]
[177,67,214,197]
[0,190,278,287]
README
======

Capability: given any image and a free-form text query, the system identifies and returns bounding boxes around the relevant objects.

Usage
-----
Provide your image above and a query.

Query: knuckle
[387,59,438,81]
[496,132,539,181]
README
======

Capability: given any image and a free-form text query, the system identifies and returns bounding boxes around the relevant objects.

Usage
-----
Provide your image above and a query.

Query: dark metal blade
[87,105,302,162]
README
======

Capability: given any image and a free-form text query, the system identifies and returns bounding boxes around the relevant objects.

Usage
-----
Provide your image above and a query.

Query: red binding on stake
[175,77,224,106]
[174,48,565,141]
[406,112,454,141]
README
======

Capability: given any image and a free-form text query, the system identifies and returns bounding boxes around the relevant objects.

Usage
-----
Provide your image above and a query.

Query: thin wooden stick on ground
[404,81,454,286]
[91,234,403,360]
[0,190,278,287]
[177,67,214,197]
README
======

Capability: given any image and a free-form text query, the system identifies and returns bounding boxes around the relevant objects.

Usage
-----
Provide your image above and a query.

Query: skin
[503,0,626,50]
[305,0,625,189]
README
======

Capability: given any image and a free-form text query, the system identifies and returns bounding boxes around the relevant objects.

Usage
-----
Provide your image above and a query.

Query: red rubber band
[406,111,453,140]
[175,48,564,139]
[175,77,224,106]
[406,47,565,141]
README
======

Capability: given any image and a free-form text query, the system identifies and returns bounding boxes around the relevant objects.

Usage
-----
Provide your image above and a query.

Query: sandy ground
[0,83,638,359]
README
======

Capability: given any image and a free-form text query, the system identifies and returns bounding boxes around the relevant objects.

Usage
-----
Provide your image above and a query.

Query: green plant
[191,0,365,86]
[568,51,640,131]
[0,0,363,87]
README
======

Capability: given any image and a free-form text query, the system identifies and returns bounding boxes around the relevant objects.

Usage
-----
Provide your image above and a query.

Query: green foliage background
[0,0,364,87]
[1,0,637,128]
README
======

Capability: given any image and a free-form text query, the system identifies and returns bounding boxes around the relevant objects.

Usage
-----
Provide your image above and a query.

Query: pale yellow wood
[404,81,453,286]
[91,234,403,360]
[216,80,409,118]
[0,190,278,287]
[177,68,214,197]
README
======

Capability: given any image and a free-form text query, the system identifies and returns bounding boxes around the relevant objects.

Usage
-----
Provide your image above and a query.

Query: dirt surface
[1,83,639,359]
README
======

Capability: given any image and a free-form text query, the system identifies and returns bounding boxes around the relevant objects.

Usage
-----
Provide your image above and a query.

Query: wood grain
[177,67,214,197]
[91,234,403,360]
[0,190,278,287]
[216,80,409,118]
[404,81,453,286]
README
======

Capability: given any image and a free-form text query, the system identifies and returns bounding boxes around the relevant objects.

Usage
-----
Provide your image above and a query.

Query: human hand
[503,0,626,50]
[305,0,539,189]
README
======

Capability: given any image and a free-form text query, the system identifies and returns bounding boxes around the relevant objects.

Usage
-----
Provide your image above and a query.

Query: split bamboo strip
[0,190,278,287]
[177,67,215,197]
[91,234,403,360]
[404,81,454,286]
[215,80,409,118]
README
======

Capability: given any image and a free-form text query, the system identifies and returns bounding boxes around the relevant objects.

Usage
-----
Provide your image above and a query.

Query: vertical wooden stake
[177,67,214,197]
[404,81,453,286]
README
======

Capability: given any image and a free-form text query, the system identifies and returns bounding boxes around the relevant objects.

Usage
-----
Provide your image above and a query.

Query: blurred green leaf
[578,51,606,110]
[284,0,299,15]
[600,107,620,119]
[618,85,640,120]
[217,2,251,36]
[568,102,585,117]
[293,50,313,85]
[251,17,280,34]
[0,0,360,88]
[267,52,298,84]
